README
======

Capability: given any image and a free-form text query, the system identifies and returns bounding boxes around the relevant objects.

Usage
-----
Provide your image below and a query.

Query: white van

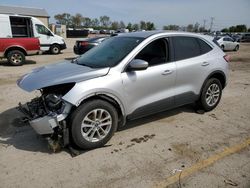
[0,14,66,54]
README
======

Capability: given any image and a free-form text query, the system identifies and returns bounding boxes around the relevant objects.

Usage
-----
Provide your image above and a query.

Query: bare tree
[100,16,111,28]
[71,13,83,27]
[187,24,194,32]
[119,21,126,29]
[82,17,91,27]
[111,21,119,30]
[91,18,100,27]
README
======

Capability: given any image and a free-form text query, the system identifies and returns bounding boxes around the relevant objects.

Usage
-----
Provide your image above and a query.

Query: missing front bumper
[29,115,58,135]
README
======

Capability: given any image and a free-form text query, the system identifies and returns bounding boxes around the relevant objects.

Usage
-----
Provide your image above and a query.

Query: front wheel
[50,44,60,54]
[198,78,222,111]
[70,100,118,149]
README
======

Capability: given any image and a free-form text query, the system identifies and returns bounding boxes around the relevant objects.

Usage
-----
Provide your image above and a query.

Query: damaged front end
[18,83,74,151]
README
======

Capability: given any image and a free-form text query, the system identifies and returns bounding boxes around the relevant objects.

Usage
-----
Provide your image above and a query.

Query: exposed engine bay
[20,93,64,120]
[18,83,74,152]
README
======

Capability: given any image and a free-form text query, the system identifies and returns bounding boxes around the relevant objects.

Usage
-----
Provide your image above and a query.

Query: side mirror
[47,31,53,36]
[127,59,148,71]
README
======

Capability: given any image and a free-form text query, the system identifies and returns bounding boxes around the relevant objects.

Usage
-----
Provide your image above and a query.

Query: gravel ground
[0,39,249,188]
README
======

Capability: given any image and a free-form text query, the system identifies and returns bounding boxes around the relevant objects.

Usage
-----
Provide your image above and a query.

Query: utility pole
[203,19,207,30]
[210,17,215,32]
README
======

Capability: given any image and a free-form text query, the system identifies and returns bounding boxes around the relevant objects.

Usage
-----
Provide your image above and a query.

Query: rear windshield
[77,37,143,68]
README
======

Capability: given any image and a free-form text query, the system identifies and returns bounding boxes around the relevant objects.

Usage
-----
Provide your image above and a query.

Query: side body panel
[0,38,40,57]
[121,62,176,117]
[0,14,11,38]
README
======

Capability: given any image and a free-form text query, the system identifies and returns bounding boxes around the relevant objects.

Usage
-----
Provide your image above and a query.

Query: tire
[221,45,225,51]
[7,50,25,66]
[50,44,60,54]
[70,99,118,150]
[198,78,222,111]
[234,45,239,51]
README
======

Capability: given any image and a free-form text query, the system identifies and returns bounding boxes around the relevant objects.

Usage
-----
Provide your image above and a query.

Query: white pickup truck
[0,14,66,54]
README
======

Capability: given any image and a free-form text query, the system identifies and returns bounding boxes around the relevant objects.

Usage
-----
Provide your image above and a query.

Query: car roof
[115,30,210,39]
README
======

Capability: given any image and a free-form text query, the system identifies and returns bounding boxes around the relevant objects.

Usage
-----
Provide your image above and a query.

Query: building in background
[0,5,49,26]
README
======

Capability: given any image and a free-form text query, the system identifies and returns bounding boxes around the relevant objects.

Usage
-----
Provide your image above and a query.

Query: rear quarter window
[197,38,212,54]
[172,36,201,61]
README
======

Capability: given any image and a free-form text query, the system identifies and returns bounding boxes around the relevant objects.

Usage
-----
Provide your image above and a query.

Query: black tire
[234,45,239,51]
[7,50,25,66]
[50,44,60,54]
[221,45,225,51]
[198,78,222,111]
[70,100,118,150]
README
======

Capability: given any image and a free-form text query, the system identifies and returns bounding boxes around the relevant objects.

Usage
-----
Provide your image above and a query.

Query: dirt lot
[0,39,250,188]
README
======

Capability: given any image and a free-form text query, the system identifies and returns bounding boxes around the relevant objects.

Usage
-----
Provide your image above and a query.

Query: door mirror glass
[127,59,148,71]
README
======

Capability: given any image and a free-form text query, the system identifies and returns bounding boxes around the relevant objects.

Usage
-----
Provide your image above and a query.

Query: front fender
[62,76,127,115]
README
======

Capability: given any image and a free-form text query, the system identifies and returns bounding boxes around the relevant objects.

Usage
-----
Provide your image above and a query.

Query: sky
[1,0,250,30]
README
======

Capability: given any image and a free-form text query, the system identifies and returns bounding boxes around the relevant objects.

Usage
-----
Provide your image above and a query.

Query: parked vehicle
[216,36,239,51]
[241,33,250,42]
[73,37,108,55]
[230,34,242,42]
[0,14,66,54]
[100,30,107,34]
[116,28,129,33]
[18,31,229,150]
[0,37,40,65]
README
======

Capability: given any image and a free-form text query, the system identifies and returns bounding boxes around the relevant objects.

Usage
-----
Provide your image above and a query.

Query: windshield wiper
[71,58,78,64]
[71,58,94,68]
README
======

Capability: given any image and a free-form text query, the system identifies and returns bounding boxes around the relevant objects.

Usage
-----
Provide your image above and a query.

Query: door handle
[202,62,210,66]
[162,70,173,75]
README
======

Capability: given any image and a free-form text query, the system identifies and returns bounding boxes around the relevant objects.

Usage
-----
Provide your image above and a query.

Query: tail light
[223,55,230,63]
[80,41,89,46]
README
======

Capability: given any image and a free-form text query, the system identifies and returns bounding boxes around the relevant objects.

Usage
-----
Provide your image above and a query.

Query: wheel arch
[75,92,126,127]
[50,43,60,48]
[4,46,27,57]
[199,71,226,96]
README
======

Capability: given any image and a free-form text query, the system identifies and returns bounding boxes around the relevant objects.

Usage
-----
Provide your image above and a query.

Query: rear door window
[172,36,201,61]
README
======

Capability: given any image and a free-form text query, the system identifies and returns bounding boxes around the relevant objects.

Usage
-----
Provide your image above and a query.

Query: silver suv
[18,31,229,150]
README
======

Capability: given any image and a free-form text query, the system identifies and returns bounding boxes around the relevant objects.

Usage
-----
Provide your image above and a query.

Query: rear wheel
[7,50,25,66]
[50,44,60,54]
[198,78,222,111]
[70,100,118,149]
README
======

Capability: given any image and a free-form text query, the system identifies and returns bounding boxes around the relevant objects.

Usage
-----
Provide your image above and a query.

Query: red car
[0,37,40,66]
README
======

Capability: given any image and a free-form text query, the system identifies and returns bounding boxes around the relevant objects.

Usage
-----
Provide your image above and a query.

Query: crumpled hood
[17,60,110,92]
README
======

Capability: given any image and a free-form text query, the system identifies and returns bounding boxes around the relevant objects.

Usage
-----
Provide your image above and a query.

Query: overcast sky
[1,0,250,30]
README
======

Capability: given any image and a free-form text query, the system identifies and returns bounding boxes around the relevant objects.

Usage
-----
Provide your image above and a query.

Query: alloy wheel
[81,108,112,142]
[205,83,220,107]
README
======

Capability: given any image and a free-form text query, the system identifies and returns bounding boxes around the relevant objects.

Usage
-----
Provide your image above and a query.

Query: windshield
[77,37,143,68]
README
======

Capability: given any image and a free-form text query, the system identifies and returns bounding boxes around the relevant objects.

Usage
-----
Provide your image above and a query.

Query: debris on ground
[224,179,238,186]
